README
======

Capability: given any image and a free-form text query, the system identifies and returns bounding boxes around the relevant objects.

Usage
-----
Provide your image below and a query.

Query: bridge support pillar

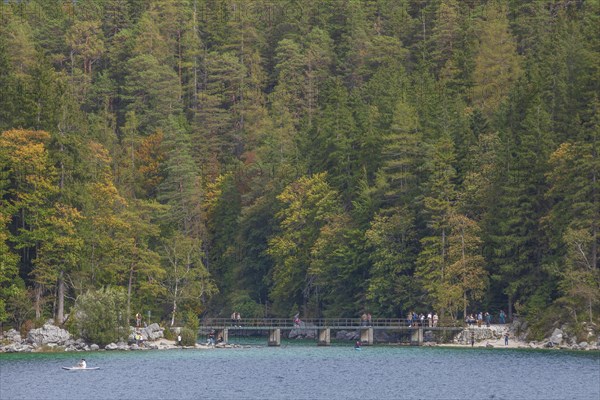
[360,327,373,345]
[411,328,423,346]
[317,328,330,346]
[268,328,281,346]
[220,328,228,344]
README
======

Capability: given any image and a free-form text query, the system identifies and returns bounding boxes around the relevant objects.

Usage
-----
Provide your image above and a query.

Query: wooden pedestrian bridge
[199,318,464,346]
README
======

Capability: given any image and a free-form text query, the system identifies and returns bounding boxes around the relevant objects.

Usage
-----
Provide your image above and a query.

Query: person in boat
[355,340,362,349]
[77,359,87,368]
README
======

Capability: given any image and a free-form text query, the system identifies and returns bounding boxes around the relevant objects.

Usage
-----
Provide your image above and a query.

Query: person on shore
[499,310,506,324]
[78,359,86,368]
[427,312,432,327]
[485,312,491,327]
[360,313,367,326]
[367,313,372,327]
[293,313,301,327]
[477,312,483,327]
[136,313,142,327]
[471,331,475,347]
[504,332,509,346]
[177,334,182,347]
[433,313,439,327]
[207,330,216,346]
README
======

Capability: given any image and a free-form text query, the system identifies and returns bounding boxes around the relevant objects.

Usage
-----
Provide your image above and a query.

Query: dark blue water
[1,345,598,400]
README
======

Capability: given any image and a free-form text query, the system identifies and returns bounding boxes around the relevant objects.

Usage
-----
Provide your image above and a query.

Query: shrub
[180,327,197,346]
[163,326,175,340]
[229,292,264,318]
[184,310,199,333]
[72,287,127,346]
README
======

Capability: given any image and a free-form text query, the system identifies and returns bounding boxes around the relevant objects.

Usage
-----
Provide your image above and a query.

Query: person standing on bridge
[235,312,241,327]
[367,313,372,327]
[433,313,439,327]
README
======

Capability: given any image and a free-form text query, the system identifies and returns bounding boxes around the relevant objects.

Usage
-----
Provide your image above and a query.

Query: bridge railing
[200,318,450,329]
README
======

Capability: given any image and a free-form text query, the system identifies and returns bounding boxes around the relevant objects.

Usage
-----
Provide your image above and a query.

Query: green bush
[163,326,175,340]
[180,327,197,346]
[72,287,127,346]
[228,291,264,318]
[184,310,199,333]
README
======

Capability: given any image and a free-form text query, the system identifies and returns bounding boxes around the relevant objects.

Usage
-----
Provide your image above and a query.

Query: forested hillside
[0,0,598,336]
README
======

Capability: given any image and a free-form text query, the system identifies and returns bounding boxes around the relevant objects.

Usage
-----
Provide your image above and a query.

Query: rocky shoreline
[449,322,599,351]
[0,320,243,353]
[1,320,597,353]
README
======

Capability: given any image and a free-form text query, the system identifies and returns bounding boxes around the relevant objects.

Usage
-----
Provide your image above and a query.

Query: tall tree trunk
[127,264,134,326]
[170,281,178,327]
[34,284,42,319]
[57,271,65,324]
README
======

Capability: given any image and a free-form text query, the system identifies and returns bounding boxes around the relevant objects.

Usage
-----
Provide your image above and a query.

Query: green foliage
[72,287,127,346]
[179,327,197,346]
[228,291,264,319]
[183,310,199,333]
[0,0,598,331]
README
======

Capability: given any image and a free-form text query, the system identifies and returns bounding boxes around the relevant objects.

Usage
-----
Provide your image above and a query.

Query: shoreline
[2,321,598,353]
[2,338,598,354]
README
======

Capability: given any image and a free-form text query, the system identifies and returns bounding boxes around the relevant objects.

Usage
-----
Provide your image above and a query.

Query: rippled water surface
[1,344,599,400]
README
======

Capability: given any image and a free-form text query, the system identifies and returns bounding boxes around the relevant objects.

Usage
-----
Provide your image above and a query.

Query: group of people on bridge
[466,310,507,327]
[406,312,439,327]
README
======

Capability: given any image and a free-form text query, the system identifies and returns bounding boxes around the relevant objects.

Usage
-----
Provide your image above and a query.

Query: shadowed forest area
[0,0,598,340]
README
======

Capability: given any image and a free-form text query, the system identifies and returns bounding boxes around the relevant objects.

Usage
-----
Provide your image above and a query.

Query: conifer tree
[472,2,522,118]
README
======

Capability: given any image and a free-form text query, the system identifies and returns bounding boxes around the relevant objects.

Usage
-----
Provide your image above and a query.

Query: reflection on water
[1,345,598,400]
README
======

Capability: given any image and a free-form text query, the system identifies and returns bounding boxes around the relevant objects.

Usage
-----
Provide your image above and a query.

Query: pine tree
[157,118,204,238]
[472,2,522,118]
[267,173,343,316]
[416,133,458,317]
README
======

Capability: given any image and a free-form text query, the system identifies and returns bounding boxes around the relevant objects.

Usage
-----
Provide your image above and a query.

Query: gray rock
[90,344,100,351]
[116,341,129,350]
[578,341,588,348]
[4,343,33,353]
[105,343,118,350]
[335,330,348,340]
[375,331,391,342]
[288,321,317,339]
[4,329,22,343]
[549,328,563,345]
[334,330,359,340]
[26,322,71,346]
[142,323,164,341]
[455,328,497,345]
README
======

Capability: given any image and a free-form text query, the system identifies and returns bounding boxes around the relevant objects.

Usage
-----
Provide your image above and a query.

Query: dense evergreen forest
[0,0,598,337]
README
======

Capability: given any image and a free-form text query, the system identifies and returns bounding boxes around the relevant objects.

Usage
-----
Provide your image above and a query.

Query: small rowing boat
[62,366,100,371]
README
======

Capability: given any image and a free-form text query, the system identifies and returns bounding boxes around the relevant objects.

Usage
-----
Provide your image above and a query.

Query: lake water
[1,344,599,400]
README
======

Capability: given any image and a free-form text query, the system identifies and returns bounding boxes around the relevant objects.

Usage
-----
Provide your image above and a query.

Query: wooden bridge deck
[200,318,464,331]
